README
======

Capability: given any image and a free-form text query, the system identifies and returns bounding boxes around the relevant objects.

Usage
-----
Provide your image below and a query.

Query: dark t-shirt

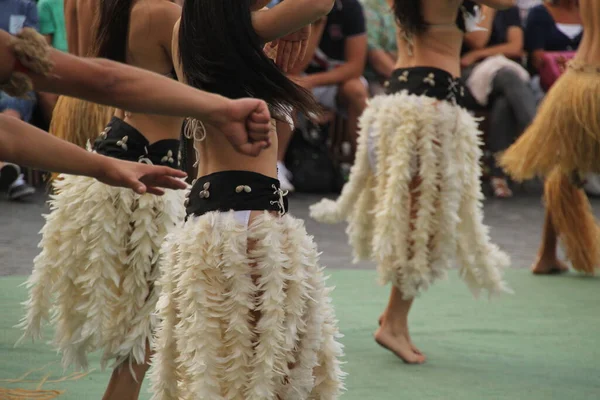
[461,6,521,58]
[306,0,366,74]
[524,5,582,53]
[487,6,521,47]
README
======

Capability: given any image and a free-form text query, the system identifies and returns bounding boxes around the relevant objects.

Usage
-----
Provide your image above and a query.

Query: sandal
[491,177,513,198]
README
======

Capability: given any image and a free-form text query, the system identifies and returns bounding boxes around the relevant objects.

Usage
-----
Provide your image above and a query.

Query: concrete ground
[1,182,597,276]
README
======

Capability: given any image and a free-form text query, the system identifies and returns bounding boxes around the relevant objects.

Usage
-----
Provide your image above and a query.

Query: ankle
[380,319,409,337]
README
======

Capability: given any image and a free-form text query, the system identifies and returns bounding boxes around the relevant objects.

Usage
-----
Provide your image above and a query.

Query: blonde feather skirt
[149,211,345,400]
[17,174,185,370]
[310,92,511,299]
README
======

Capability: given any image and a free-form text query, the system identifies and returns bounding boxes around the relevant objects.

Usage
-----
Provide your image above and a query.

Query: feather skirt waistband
[149,211,345,400]
[17,174,185,370]
[310,93,511,299]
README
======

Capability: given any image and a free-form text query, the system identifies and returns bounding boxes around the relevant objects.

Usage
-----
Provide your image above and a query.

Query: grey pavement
[1,182,598,276]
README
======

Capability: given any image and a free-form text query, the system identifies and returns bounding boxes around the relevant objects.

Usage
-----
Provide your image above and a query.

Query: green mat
[1,270,599,399]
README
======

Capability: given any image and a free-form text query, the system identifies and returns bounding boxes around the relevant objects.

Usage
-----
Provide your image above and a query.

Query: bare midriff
[394,27,464,78]
[390,0,466,78]
[195,120,279,180]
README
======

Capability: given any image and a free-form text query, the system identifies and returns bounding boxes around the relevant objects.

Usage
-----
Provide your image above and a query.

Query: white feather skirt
[310,93,511,299]
[149,211,345,400]
[17,174,185,370]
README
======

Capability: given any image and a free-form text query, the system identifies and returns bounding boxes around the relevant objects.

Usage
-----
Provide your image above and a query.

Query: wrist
[195,93,231,125]
[87,152,112,180]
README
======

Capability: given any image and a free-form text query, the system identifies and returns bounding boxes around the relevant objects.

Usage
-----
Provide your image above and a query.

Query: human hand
[271,25,311,72]
[210,98,273,157]
[461,51,480,68]
[96,158,188,195]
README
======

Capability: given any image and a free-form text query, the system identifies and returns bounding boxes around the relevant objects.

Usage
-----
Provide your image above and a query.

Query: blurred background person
[0,0,39,200]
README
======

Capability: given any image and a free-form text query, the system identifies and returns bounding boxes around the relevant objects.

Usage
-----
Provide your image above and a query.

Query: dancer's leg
[531,207,569,274]
[375,176,426,364]
[102,341,151,400]
[374,285,425,364]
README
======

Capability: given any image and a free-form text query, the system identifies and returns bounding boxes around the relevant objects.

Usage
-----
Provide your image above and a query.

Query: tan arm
[252,0,334,43]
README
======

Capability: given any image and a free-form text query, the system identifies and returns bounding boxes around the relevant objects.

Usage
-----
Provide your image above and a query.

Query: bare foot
[531,257,570,275]
[374,327,426,364]
[378,315,422,355]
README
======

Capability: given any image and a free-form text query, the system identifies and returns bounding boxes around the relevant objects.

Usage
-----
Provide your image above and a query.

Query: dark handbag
[285,119,343,193]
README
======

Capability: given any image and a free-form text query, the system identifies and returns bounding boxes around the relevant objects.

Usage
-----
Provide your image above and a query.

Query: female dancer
[148,0,345,399]
[499,0,600,276]
[310,0,514,364]
[15,1,244,399]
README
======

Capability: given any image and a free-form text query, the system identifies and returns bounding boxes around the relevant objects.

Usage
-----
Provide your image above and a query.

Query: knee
[340,78,368,110]
[494,68,522,87]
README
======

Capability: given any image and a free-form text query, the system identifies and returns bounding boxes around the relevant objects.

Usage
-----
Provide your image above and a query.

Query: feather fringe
[17,174,185,371]
[150,211,344,400]
[310,92,511,299]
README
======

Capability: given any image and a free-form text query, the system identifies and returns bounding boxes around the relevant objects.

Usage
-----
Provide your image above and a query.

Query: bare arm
[252,0,335,43]
[76,0,99,56]
[463,6,496,49]
[0,115,187,194]
[306,34,367,87]
[64,0,78,53]
[464,26,523,62]
[368,49,396,79]
[289,18,327,75]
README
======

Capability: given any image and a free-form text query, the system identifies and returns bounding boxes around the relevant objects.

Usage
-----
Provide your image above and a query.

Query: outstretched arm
[0,115,187,195]
[1,29,271,156]
[252,0,334,43]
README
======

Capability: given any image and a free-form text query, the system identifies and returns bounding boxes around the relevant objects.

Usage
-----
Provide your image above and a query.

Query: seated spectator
[277,0,368,192]
[461,5,537,199]
[0,0,38,200]
[361,0,397,95]
[37,0,68,122]
[525,0,582,74]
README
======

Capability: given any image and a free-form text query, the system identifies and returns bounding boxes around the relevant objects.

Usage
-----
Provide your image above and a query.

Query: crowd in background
[0,0,584,201]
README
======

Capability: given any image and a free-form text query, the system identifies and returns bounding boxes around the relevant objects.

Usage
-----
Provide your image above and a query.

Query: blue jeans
[0,91,36,122]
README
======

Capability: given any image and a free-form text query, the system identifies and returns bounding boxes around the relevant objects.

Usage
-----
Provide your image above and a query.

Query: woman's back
[171,20,279,179]
[111,0,183,143]
[393,0,468,77]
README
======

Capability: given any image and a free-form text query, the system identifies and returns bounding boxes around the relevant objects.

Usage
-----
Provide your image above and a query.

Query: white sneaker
[278,165,295,192]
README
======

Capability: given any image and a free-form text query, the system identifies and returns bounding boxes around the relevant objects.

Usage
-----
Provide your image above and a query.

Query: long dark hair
[393,0,478,35]
[178,0,319,118]
[94,0,134,61]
